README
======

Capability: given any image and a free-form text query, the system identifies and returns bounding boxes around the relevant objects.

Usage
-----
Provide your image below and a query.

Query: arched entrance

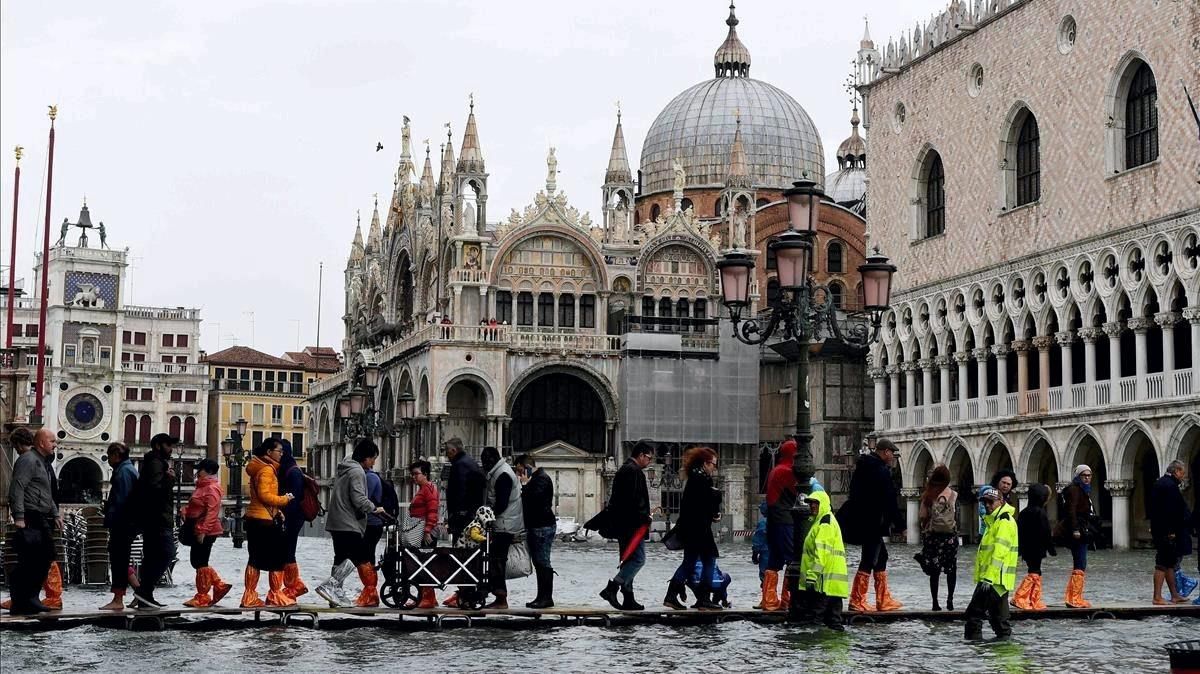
[1070,429,1111,547]
[445,379,488,449]
[1119,424,1159,546]
[1024,434,1059,520]
[982,437,1014,484]
[509,372,606,454]
[947,442,976,541]
[59,457,102,504]
[1172,416,1200,517]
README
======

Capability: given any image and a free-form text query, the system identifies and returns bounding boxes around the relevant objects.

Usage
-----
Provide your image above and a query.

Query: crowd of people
[4,429,1199,640]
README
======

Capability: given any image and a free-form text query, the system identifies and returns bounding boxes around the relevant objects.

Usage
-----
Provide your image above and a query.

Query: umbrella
[620,524,649,563]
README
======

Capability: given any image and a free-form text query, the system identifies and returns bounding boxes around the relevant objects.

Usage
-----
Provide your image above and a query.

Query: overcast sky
[1,0,946,357]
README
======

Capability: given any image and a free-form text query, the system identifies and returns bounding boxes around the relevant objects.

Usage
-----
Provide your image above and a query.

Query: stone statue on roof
[547,147,558,184]
[98,222,108,248]
[673,158,686,194]
[58,219,69,246]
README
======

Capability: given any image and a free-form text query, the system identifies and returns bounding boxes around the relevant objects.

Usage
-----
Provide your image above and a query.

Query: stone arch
[318,405,331,444]
[418,373,430,416]
[508,369,609,454]
[945,439,977,539]
[998,101,1040,209]
[637,234,719,296]
[910,142,945,241]
[1114,418,1159,479]
[488,224,609,290]
[506,360,618,423]
[58,455,104,504]
[1114,418,1160,545]
[1018,429,1058,482]
[907,440,936,489]
[1169,414,1200,515]
[981,432,1014,482]
[1104,50,1158,173]
[390,248,415,324]
[1065,424,1106,476]
[443,371,493,448]
[439,368,497,417]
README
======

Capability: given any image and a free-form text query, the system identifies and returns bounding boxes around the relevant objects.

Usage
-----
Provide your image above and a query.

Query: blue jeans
[527,525,556,569]
[672,550,716,588]
[767,523,794,572]
[1070,540,1088,571]
[613,536,645,589]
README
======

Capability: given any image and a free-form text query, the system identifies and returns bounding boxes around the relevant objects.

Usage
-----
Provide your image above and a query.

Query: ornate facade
[859,0,1200,546]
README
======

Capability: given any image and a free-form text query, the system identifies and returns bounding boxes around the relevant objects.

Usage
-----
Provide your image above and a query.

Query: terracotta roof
[283,346,341,373]
[202,345,302,370]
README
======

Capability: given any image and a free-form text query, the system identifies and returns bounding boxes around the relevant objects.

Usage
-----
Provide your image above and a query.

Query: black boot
[9,597,50,616]
[526,567,554,609]
[693,584,722,611]
[620,584,644,611]
[663,580,687,610]
[599,580,623,610]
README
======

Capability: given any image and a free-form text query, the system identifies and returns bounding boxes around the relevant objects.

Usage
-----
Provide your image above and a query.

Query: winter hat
[1073,464,1091,478]
[979,486,1000,502]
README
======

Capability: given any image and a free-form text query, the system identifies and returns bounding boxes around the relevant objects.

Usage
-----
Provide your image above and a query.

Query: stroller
[379,507,493,610]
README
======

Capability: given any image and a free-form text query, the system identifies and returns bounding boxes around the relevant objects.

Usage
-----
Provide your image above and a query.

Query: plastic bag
[505,542,533,579]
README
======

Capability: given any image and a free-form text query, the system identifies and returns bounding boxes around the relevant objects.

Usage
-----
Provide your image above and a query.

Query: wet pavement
[1,536,1196,673]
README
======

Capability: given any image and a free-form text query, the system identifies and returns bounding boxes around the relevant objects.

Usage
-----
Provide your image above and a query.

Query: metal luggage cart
[378,523,491,610]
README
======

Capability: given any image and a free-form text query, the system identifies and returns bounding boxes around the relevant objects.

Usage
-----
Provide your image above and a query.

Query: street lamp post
[221,417,250,548]
[717,178,896,619]
[338,358,385,441]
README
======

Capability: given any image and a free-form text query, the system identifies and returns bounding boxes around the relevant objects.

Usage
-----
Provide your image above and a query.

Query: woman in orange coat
[241,438,296,607]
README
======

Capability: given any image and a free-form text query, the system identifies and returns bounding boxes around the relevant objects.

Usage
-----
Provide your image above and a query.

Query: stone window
[1110,59,1159,171]
[829,281,845,310]
[580,294,596,329]
[537,293,554,326]
[1015,114,1041,206]
[559,293,576,327]
[693,299,707,333]
[926,153,946,236]
[827,240,844,273]
[517,292,534,326]
[496,291,512,324]
[650,204,661,221]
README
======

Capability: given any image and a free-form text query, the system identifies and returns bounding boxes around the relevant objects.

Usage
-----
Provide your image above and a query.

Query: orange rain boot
[1065,570,1091,608]
[282,563,308,599]
[210,568,233,605]
[848,571,872,612]
[873,571,903,611]
[354,563,380,607]
[760,570,781,611]
[416,587,438,609]
[779,578,792,612]
[266,570,298,607]
[442,592,459,608]
[1010,574,1035,610]
[0,598,9,610]
[1030,574,1047,611]
[184,568,213,607]
[240,566,265,608]
[42,562,63,610]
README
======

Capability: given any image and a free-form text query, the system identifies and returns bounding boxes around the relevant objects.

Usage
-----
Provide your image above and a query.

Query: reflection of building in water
[858,0,1200,547]
[0,201,208,505]
[308,4,870,529]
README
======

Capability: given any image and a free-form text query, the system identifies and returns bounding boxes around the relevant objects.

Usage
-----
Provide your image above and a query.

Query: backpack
[929,494,957,534]
[379,479,401,518]
[287,466,324,523]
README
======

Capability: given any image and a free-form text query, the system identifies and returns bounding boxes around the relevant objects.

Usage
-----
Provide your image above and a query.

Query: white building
[1,202,208,503]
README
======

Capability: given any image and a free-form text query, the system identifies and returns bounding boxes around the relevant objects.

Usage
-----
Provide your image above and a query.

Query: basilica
[306,4,871,531]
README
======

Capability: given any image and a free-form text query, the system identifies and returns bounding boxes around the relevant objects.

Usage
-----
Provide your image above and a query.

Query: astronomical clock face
[61,390,106,437]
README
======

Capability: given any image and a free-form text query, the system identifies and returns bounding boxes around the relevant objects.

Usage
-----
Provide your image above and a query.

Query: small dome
[825,168,865,208]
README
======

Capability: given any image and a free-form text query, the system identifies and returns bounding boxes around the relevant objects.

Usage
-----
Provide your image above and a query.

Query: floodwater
[1,537,1195,673]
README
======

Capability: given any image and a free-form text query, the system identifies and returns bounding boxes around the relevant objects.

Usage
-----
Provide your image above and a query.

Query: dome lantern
[713,2,751,78]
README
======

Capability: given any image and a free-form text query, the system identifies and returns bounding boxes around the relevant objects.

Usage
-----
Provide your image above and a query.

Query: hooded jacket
[975,501,1018,595]
[800,490,849,598]
[245,455,289,522]
[182,474,225,536]
[766,440,798,526]
[1016,483,1055,562]
[327,457,375,534]
[839,451,898,543]
[277,440,306,528]
[446,450,486,532]
[103,458,138,530]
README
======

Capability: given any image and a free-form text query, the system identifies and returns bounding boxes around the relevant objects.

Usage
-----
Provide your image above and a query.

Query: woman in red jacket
[407,460,440,608]
[180,459,232,607]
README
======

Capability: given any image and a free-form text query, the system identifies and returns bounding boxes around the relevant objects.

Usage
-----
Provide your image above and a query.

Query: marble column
[871,367,888,430]
[1128,317,1151,399]
[903,361,917,410]
[1013,484,1030,513]
[1056,330,1075,391]
[1078,327,1099,406]
[887,364,901,412]
[1187,307,1200,396]
[919,358,934,409]
[954,351,971,418]
[1034,335,1053,413]
[1012,340,1030,414]
[901,488,921,545]
[936,354,952,418]
[1107,479,1136,550]
[973,347,990,403]
[994,343,1010,400]
[1103,320,1124,400]
[1156,311,1178,395]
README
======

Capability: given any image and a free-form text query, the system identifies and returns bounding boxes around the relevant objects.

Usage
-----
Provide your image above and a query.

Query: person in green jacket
[965,486,1017,640]
[798,490,850,631]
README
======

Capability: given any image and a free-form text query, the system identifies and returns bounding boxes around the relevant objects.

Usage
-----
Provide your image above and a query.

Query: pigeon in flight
[376,142,384,152]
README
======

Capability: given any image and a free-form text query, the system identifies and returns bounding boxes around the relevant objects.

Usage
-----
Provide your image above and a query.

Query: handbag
[179,518,198,547]
[505,541,533,579]
[402,516,426,547]
[662,524,684,551]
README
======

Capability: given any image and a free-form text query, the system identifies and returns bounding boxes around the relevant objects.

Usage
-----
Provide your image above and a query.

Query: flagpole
[32,106,56,425]
[316,261,323,346]
[4,146,22,348]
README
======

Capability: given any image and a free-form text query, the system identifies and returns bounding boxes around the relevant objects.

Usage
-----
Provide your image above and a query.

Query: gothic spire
[420,141,435,204]
[458,94,484,172]
[713,2,751,78]
[725,112,751,188]
[367,194,382,252]
[439,126,455,195]
[350,210,364,262]
[604,106,631,184]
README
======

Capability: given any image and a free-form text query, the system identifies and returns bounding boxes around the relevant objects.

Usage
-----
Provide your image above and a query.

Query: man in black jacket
[132,433,178,609]
[1149,460,1190,604]
[597,440,654,611]
[517,454,556,609]
[444,437,485,539]
[839,437,903,613]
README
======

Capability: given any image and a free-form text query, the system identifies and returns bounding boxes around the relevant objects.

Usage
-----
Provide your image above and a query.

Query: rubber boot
[599,580,623,610]
[848,571,872,612]
[283,562,309,599]
[267,570,298,607]
[1176,569,1198,598]
[780,579,792,612]
[184,567,213,607]
[693,584,722,610]
[99,590,126,611]
[353,563,380,607]
[526,567,554,609]
[1030,574,1047,611]
[1065,569,1091,608]
[663,580,687,610]
[210,568,233,604]
[873,571,903,611]
[442,592,460,608]
[760,570,781,611]
[1010,574,1035,610]
[621,584,644,611]
[416,587,438,609]
[240,566,265,608]
[316,560,356,607]
[41,562,63,610]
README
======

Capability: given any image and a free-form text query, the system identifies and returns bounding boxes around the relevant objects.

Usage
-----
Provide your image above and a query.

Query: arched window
[558,293,575,327]
[580,294,596,328]
[123,415,137,445]
[676,298,690,332]
[926,153,945,236]
[537,293,554,327]
[693,299,707,333]
[680,197,693,213]
[496,290,513,324]
[516,292,534,326]
[138,415,152,445]
[641,296,656,317]
[184,417,197,446]
[766,242,777,270]
[650,204,661,221]
[1124,62,1158,169]
[827,241,844,273]
[1015,113,1040,206]
[712,199,723,218]
[634,210,641,225]
[169,416,182,439]
[829,281,845,309]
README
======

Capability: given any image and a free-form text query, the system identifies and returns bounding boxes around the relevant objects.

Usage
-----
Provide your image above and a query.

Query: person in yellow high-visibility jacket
[965,486,1018,639]
[799,490,850,631]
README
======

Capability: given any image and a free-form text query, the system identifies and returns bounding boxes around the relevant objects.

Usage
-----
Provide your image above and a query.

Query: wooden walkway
[2,602,1197,632]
